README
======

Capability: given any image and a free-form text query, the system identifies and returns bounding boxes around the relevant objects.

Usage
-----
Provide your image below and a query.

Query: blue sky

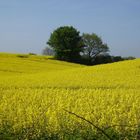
[0,0,140,57]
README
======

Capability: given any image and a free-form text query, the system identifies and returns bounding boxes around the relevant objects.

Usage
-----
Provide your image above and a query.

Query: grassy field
[0,53,140,140]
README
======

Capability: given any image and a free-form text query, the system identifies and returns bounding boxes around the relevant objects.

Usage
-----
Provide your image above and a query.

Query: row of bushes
[18,51,135,66]
[79,55,135,65]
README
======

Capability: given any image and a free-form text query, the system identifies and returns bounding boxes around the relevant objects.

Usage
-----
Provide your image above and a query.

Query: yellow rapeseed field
[0,53,140,139]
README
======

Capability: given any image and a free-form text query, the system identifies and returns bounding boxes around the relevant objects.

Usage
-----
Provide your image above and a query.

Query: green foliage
[17,54,29,58]
[82,33,109,63]
[28,53,37,55]
[42,46,54,56]
[47,26,83,62]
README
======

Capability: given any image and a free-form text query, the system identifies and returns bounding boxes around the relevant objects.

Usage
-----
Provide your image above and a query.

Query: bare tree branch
[63,109,113,140]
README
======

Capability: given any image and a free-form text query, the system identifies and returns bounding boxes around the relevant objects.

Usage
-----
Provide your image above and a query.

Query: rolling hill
[0,53,140,140]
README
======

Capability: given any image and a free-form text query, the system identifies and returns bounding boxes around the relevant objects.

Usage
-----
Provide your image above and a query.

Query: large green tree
[47,26,83,62]
[82,33,109,63]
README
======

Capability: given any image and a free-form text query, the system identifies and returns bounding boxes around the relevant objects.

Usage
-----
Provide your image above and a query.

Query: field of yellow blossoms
[0,53,140,139]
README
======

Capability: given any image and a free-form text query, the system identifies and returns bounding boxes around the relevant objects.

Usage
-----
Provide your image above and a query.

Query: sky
[0,0,140,57]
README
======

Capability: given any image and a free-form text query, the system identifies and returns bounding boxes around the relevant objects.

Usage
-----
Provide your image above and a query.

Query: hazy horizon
[0,0,140,57]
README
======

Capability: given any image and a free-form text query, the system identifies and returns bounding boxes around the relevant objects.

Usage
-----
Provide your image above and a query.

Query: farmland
[0,53,140,140]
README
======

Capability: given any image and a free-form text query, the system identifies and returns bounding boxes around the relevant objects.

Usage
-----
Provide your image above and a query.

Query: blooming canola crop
[0,53,140,139]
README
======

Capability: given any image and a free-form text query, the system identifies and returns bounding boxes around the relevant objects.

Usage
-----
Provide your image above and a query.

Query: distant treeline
[42,26,135,65]
[42,47,135,65]
[81,55,135,65]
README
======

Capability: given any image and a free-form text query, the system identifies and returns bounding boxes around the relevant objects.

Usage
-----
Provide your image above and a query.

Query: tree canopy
[82,33,109,63]
[42,46,54,56]
[47,26,83,62]
[46,26,112,65]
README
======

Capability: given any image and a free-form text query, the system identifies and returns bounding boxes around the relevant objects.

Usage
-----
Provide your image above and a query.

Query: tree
[47,26,83,62]
[42,46,54,56]
[82,33,109,63]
